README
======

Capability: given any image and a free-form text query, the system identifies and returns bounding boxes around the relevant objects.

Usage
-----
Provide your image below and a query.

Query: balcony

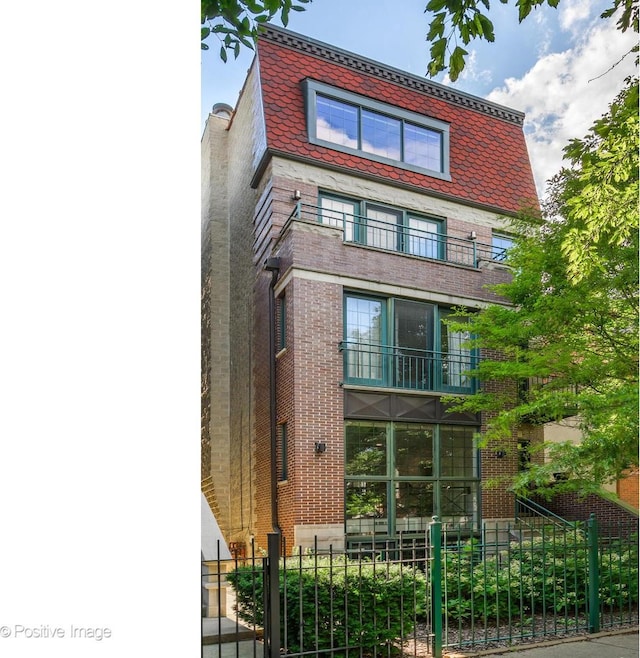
[339,341,477,394]
[518,376,580,423]
[289,202,503,268]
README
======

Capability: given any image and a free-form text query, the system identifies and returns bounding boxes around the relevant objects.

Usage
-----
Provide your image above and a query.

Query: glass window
[395,481,434,532]
[343,295,476,393]
[394,300,435,390]
[345,480,388,535]
[492,233,514,261]
[441,482,477,523]
[404,123,442,171]
[344,296,385,383]
[277,294,286,351]
[344,421,479,537]
[365,205,401,251]
[439,425,476,477]
[278,423,288,481]
[362,110,401,160]
[320,196,357,242]
[320,193,444,259]
[440,311,472,391]
[306,81,451,180]
[406,216,441,259]
[345,421,387,476]
[316,96,358,148]
[395,423,434,476]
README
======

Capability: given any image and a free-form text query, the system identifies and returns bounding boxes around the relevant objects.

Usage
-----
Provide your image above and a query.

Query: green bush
[227,554,427,656]
[442,531,639,624]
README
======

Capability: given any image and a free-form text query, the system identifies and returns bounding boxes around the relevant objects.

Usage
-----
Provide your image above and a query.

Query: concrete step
[202,616,258,645]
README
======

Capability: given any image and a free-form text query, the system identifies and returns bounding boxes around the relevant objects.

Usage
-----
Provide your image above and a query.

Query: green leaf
[516,0,533,22]
[449,45,468,81]
[426,0,448,11]
[220,45,228,62]
[427,12,446,40]
[477,13,495,40]
[430,36,447,60]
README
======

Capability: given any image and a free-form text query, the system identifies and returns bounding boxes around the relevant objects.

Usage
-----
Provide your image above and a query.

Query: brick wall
[532,489,639,534]
[617,469,639,510]
[201,114,232,534]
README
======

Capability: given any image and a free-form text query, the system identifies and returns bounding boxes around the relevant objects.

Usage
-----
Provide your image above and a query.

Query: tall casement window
[278,423,288,481]
[305,80,451,180]
[342,295,475,393]
[319,193,445,260]
[277,293,286,351]
[345,421,479,537]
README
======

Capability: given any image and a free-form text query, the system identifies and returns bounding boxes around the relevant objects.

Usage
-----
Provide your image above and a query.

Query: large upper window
[305,80,451,180]
[319,193,445,260]
[342,295,476,393]
[345,421,479,537]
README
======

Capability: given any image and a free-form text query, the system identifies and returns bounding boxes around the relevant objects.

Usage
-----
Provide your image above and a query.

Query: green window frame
[343,294,476,393]
[344,421,479,538]
[319,193,445,259]
[344,295,387,386]
[305,80,451,181]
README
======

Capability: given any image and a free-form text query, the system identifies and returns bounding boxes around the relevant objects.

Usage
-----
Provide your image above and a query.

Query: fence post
[587,513,600,634]
[266,532,281,658]
[430,516,443,658]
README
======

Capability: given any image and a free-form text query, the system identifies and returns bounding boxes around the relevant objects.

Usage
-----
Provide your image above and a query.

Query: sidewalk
[455,629,639,658]
[202,627,638,658]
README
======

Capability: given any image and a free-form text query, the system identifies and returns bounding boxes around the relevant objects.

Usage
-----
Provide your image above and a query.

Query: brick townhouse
[201,25,543,554]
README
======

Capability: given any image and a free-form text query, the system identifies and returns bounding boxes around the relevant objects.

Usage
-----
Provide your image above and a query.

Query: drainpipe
[263,256,282,534]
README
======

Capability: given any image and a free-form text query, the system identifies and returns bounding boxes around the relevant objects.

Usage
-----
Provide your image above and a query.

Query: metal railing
[515,496,574,527]
[289,202,502,268]
[339,340,477,393]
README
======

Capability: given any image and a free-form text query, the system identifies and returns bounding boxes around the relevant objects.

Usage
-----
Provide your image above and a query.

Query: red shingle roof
[256,30,538,215]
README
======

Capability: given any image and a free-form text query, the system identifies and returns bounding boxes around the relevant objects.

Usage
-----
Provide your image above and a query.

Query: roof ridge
[259,24,525,126]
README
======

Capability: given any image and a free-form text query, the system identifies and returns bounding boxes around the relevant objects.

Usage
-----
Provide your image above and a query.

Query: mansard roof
[256,25,539,214]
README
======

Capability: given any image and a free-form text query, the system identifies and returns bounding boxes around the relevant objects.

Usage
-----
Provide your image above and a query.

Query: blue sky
[202,0,638,197]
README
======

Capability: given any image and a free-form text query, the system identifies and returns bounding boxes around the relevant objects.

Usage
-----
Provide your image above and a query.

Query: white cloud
[559,0,595,31]
[532,10,554,57]
[441,50,493,87]
[487,18,637,198]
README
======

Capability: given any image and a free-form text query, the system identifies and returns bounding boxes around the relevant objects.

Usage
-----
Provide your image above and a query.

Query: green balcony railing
[289,202,501,268]
[339,341,477,393]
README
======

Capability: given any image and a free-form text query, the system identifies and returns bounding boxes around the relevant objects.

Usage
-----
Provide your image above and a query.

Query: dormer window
[305,80,451,181]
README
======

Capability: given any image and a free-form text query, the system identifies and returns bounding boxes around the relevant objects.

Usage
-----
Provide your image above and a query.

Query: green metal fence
[218,514,638,657]
[434,514,638,652]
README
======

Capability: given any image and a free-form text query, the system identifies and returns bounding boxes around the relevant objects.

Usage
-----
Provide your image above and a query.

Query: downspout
[264,256,281,534]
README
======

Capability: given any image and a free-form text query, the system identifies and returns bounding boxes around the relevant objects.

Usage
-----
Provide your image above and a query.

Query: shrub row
[227,554,426,655]
[442,531,639,622]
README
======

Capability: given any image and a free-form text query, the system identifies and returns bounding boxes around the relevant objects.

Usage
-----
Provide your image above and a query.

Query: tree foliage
[425,0,639,80]
[201,0,311,59]
[446,78,639,495]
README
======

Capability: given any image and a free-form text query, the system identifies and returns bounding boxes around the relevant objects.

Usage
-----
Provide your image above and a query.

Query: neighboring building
[201,25,542,553]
